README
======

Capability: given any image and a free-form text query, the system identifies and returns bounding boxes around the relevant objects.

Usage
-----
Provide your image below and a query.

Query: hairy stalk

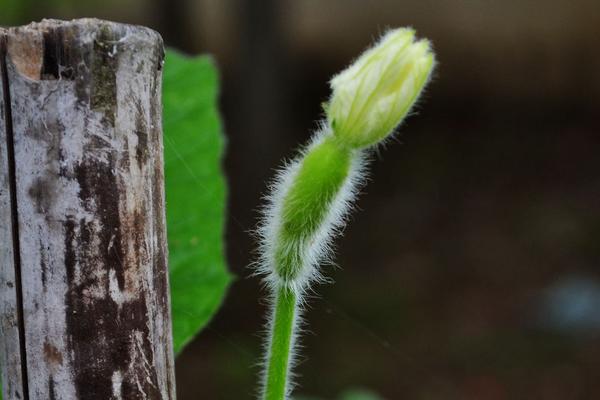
[256,28,436,399]
[264,287,297,400]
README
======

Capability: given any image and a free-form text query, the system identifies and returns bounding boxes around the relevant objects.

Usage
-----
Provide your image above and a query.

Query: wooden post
[0,19,175,399]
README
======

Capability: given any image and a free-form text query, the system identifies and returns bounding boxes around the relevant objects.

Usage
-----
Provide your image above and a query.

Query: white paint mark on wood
[111,370,123,400]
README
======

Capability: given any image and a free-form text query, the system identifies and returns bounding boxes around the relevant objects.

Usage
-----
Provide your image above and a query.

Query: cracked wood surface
[0,19,175,399]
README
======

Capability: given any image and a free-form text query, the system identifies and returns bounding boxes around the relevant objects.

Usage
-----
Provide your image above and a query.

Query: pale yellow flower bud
[327,28,435,149]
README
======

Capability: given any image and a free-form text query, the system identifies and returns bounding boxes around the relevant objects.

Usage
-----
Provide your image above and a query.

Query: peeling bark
[0,19,174,400]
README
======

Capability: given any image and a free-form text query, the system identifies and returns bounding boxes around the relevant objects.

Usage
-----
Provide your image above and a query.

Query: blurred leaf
[294,388,384,400]
[293,397,324,400]
[0,0,26,24]
[339,388,384,400]
[163,50,232,355]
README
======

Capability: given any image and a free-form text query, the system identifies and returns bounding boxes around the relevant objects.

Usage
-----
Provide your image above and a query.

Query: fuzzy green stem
[274,136,352,282]
[264,286,297,400]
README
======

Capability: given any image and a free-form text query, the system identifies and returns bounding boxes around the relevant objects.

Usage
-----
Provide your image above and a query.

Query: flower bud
[326,28,435,149]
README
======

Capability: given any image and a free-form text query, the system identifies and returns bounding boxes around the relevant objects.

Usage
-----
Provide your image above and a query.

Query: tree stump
[0,19,175,399]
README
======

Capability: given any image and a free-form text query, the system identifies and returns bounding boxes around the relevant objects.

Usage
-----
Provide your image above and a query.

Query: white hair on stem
[253,125,368,301]
[257,289,304,399]
[253,126,367,399]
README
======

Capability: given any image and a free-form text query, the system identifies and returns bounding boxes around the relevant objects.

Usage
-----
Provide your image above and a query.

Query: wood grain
[0,19,175,400]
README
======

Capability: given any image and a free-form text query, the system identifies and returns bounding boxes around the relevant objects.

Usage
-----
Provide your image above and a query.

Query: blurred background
[2,0,600,398]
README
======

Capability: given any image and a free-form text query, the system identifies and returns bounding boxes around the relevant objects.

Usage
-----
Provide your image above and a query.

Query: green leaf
[0,0,29,24]
[339,389,384,400]
[163,50,232,355]
[294,388,384,400]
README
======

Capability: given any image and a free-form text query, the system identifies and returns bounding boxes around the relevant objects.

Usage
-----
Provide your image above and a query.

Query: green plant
[295,387,384,400]
[163,50,231,354]
[255,28,435,400]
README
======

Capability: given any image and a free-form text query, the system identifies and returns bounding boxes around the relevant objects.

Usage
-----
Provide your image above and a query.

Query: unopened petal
[326,28,435,149]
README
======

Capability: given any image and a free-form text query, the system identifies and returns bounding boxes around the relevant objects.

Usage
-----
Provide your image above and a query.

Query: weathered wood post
[0,19,175,399]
